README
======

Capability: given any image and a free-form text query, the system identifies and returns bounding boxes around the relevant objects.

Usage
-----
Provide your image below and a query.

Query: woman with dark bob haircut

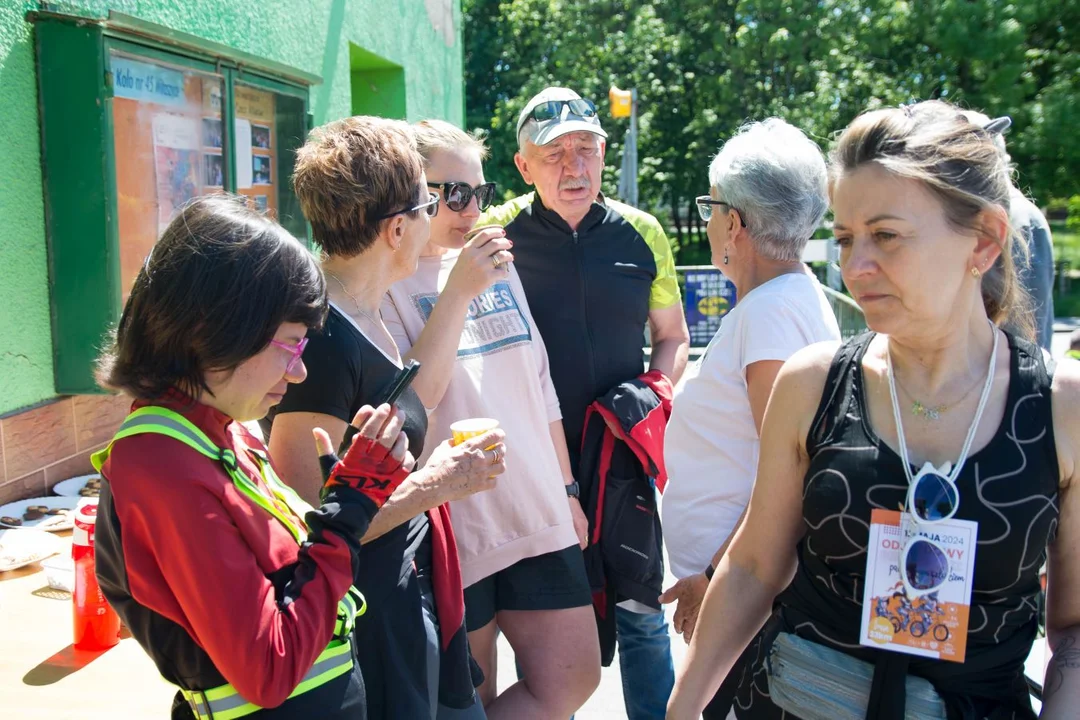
[93,193,414,720]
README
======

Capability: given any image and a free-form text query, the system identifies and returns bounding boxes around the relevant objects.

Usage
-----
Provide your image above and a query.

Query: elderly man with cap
[481,87,690,719]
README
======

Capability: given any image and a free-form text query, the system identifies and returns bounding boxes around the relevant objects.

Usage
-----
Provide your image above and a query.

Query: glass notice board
[109,52,310,300]
[110,53,225,299]
[32,12,316,393]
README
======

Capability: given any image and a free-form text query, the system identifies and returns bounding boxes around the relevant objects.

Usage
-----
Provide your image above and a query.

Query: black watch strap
[565,481,580,498]
[704,563,716,581]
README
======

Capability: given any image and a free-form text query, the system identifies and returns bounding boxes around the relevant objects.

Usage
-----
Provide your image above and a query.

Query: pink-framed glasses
[269,337,308,374]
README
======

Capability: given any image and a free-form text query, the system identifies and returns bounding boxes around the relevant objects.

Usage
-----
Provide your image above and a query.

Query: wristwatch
[704,563,716,582]
[565,481,581,498]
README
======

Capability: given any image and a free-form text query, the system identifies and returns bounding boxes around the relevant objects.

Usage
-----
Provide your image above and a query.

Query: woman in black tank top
[668,102,1080,720]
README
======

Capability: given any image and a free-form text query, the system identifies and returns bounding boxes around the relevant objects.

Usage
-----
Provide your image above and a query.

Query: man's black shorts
[463,544,592,631]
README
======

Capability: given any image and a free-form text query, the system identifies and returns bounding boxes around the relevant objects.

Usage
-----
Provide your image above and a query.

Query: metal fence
[821,285,868,339]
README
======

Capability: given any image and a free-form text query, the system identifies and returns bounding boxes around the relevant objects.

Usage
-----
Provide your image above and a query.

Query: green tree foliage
[463,0,1078,259]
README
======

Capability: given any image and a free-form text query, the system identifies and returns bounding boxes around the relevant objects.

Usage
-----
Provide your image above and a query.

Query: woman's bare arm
[1042,360,1080,717]
[667,342,835,718]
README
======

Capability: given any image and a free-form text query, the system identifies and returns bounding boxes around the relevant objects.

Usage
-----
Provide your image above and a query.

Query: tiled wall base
[0,394,130,505]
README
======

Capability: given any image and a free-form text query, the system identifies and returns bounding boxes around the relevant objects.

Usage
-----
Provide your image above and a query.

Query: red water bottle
[72,498,121,650]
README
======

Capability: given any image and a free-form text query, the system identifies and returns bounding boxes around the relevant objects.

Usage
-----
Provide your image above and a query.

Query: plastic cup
[450,418,500,447]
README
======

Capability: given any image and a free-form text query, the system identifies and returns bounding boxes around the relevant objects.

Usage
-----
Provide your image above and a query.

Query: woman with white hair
[659,118,840,718]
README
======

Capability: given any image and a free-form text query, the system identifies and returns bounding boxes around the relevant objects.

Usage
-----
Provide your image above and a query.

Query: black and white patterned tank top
[737,331,1060,719]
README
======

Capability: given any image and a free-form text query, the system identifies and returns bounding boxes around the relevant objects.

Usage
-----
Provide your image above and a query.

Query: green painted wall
[352,67,408,118]
[0,0,463,416]
[351,44,407,119]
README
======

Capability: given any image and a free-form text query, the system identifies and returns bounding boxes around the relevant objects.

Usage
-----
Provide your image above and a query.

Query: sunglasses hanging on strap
[887,319,999,597]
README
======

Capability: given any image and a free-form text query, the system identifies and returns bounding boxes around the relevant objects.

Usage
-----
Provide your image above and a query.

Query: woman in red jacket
[93,194,414,720]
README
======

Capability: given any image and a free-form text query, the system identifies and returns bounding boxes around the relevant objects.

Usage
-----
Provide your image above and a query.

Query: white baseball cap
[516,87,607,146]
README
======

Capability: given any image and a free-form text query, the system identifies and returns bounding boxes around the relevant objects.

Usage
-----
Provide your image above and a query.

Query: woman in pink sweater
[382,120,601,718]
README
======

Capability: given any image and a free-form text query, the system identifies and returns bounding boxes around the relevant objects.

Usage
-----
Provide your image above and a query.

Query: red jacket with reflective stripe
[94,396,359,711]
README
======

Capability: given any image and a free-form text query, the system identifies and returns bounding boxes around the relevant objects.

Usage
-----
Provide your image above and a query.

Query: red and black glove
[319,432,409,510]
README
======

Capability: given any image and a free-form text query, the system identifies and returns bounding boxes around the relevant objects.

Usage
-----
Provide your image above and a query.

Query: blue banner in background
[112,56,186,106]
[683,268,737,346]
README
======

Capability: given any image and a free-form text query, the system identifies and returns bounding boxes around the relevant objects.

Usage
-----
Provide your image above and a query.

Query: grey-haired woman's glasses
[695,195,747,226]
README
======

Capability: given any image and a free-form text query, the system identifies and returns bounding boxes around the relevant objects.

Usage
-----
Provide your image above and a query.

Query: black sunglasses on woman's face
[428,181,497,212]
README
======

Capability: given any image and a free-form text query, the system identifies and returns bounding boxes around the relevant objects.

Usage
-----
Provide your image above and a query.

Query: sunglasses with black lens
[528,98,597,124]
[428,182,497,212]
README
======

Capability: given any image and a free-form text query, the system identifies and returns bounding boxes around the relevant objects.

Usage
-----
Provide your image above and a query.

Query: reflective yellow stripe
[98,408,367,718]
[181,639,354,719]
[227,463,308,545]
[350,585,367,618]
[251,448,316,519]
[334,590,357,637]
[284,640,353,699]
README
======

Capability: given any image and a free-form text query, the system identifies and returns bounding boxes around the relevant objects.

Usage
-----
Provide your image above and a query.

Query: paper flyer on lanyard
[859,509,977,663]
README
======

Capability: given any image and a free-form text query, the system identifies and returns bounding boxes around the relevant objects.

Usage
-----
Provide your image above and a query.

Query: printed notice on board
[113,56,186,107]
[235,119,254,189]
[152,114,201,234]
[859,509,977,663]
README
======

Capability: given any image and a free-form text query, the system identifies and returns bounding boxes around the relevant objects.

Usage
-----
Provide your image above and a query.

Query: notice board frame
[29,10,318,394]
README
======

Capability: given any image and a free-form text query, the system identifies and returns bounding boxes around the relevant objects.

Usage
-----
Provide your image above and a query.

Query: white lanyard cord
[886,319,1000,485]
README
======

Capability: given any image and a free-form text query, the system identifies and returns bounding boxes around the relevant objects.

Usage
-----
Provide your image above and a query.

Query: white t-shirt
[661,271,841,579]
[382,252,578,588]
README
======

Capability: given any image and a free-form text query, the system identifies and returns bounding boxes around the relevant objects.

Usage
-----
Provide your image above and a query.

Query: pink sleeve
[512,267,562,423]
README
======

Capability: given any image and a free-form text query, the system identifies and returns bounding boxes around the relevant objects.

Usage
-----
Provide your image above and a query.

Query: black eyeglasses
[527,98,598,124]
[428,181,497,212]
[377,192,440,220]
[695,195,747,226]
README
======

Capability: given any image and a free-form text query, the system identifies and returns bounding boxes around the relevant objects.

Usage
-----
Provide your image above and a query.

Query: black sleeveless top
[735,331,1059,720]
[268,306,436,719]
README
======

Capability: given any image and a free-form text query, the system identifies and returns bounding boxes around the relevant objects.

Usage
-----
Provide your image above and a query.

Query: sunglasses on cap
[900,468,960,597]
[427,182,497,213]
[526,98,598,125]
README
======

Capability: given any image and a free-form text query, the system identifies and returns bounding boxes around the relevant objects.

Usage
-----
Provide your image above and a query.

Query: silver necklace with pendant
[893,369,985,422]
[886,319,999,488]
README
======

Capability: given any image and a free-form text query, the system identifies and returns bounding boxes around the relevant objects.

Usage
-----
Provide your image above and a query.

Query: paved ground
[491,327,1075,718]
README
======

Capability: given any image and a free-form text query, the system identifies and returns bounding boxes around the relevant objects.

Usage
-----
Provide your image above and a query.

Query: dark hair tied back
[830,100,1032,339]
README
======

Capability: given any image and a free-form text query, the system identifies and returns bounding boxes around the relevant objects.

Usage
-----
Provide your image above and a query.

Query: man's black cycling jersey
[480,192,680,468]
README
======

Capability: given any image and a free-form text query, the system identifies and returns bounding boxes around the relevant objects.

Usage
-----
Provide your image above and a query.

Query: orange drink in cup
[450,418,500,447]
